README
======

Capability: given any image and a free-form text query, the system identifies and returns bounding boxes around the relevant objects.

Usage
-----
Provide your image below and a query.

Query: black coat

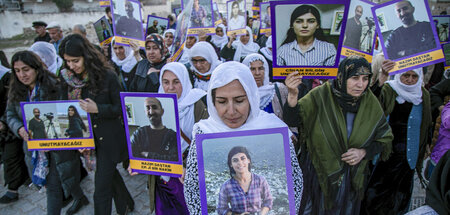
[129,59,165,92]
[61,70,128,163]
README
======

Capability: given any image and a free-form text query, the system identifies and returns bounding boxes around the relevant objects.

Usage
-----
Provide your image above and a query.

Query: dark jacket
[61,70,128,163]
[0,72,19,143]
[129,59,166,92]
[429,78,450,120]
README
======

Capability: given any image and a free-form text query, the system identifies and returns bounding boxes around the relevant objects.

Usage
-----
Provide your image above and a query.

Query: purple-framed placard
[432,15,450,44]
[120,92,183,177]
[372,0,444,75]
[196,127,296,215]
[146,15,170,37]
[226,0,247,36]
[20,100,95,151]
[186,0,216,36]
[442,42,450,67]
[93,16,114,46]
[271,0,350,79]
[259,2,271,34]
[213,2,223,26]
[111,0,145,48]
[341,0,377,63]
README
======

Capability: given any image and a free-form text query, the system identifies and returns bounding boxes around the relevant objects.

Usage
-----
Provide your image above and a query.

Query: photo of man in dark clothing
[130,97,178,162]
[28,108,47,139]
[344,5,363,50]
[115,0,143,39]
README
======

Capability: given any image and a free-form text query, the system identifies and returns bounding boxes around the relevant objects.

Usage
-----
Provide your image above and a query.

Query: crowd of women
[0,3,449,215]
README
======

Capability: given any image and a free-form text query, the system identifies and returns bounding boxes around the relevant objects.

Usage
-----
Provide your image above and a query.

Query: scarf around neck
[61,69,88,99]
[242,53,274,109]
[386,68,423,105]
[111,43,138,73]
[232,27,260,62]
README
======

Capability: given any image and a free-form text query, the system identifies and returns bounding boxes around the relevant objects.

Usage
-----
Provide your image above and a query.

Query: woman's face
[13,60,38,88]
[400,70,419,85]
[63,54,86,75]
[216,27,224,37]
[186,36,197,49]
[249,60,265,87]
[240,31,250,45]
[191,56,211,74]
[346,74,369,97]
[164,32,174,47]
[113,44,126,60]
[145,41,162,63]
[232,3,239,17]
[68,107,75,117]
[162,70,183,99]
[214,80,250,128]
[293,12,319,39]
[231,152,251,174]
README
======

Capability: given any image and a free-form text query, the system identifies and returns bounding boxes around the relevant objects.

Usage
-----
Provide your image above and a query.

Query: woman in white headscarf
[363,68,432,215]
[209,24,228,50]
[258,36,273,79]
[179,36,198,65]
[29,42,63,76]
[189,41,222,91]
[220,26,260,62]
[163,29,176,55]
[183,61,303,215]
[130,62,208,215]
[111,39,140,91]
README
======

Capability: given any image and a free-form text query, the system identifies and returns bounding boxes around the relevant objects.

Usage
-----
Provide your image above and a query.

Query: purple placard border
[196,127,296,215]
[432,15,450,43]
[20,100,95,150]
[146,15,170,37]
[442,42,450,67]
[371,0,443,75]
[259,2,270,31]
[186,0,216,36]
[120,92,183,177]
[94,16,114,43]
[342,0,377,56]
[111,0,145,47]
[270,0,351,77]
[226,0,247,36]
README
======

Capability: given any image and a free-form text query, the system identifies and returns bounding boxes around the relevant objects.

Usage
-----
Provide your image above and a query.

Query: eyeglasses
[216,29,223,33]
[191,59,208,65]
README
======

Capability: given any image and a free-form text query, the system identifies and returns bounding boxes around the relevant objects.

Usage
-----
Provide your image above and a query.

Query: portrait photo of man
[381,0,437,60]
[344,5,364,50]
[101,19,112,39]
[147,20,160,35]
[130,97,178,162]
[114,0,143,39]
[28,108,47,140]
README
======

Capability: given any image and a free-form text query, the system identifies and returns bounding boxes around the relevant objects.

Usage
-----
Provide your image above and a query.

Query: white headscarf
[231,26,260,62]
[179,36,198,65]
[29,42,63,75]
[210,24,228,49]
[189,41,222,91]
[194,61,290,134]
[242,53,274,109]
[163,29,176,53]
[158,62,206,152]
[259,35,273,61]
[111,41,138,73]
[386,68,423,105]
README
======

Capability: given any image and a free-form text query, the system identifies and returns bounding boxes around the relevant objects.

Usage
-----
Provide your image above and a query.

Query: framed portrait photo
[227,0,247,36]
[186,0,216,36]
[120,92,183,177]
[111,0,145,47]
[271,0,350,79]
[432,15,450,43]
[372,0,444,75]
[196,127,296,215]
[93,16,114,46]
[259,2,271,34]
[146,15,170,36]
[20,100,95,151]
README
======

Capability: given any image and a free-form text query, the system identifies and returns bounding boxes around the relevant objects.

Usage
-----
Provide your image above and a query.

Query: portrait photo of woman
[277,5,337,66]
[64,105,87,138]
[217,146,273,215]
[227,1,246,31]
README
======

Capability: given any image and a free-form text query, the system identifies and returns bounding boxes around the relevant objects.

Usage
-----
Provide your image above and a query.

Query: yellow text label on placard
[341,47,373,63]
[130,159,183,175]
[215,20,223,26]
[169,42,185,62]
[99,1,110,6]
[187,28,215,35]
[252,6,260,11]
[27,139,95,150]
[445,66,450,70]
[227,29,247,36]
[260,28,271,34]
[100,37,113,46]
[114,36,145,48]
[390,49,445,73]
[273,67,338,77]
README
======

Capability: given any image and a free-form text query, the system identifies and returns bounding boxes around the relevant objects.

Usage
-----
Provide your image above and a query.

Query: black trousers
[1,139,29,190]
[94,151,133,215]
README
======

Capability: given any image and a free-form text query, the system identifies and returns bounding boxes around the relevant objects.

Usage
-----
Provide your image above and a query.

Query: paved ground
[0,163,427,215]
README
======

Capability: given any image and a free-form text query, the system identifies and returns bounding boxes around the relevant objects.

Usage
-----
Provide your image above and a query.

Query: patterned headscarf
[145,33,167,58]
[331,55,372,113]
